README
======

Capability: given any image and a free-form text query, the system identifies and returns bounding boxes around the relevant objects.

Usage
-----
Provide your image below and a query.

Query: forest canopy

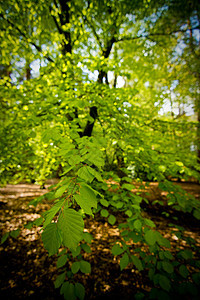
[0,0,200,299]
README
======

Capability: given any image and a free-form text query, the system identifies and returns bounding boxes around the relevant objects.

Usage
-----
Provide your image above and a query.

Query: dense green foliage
[1,0,200,299]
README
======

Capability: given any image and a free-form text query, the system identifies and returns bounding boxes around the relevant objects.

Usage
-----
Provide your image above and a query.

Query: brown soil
[0,180,200,300]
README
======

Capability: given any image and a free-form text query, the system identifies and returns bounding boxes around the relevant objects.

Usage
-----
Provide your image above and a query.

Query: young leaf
[83,232,93,244]
[60,281,69,294]
[71,246,81,258]
[111,244,124,256]
[78,166,95,183]
[61,282,76,300]
[162,261,174,273]
[144,218,156,228]
[33,217,44,226]
[108,214,116,225]
[100,209,109,217]
[58,208,84,250]
[164,251,174,260]
[156,232,171,248]
[100,198,109,207]
[121,183,135,191]
[84,152,104,168]
[57,255,68,268]
[81,243,92,253]
[193,209,200,220]
[54,272,66,288]
[80,260,91,274]
[144,230,157,246]
[179,249,193,260]
[1,232,9,244]
[120,253,129,270]
[133,220,142,231]
[125,210,132,217]
[24,222,34,229]
[74,185,97,215]
[71,261,80,274]
[29,195,45,207]
[43,199,64,228]
[55,185,68,198]
[179,265,189,278]
[75,283,85,300]
[87,167,103,182]
[42,223,62,256]
[10,229,20,239]
[158,274,171,291]
[131,255,144,271]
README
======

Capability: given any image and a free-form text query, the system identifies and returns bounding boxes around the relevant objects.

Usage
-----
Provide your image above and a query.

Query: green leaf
[120,253,129,270]
[156,232,171,248]
[42,223,62,256]
[71,261,80,274]
[121,183,135,191]
[84,152,104,168]
[193,209,200,220]
[131,255,144,271]
[55,185,68,198]
[10,229,20,238]
[61,282,76,300]
[58,208,84,250]
[179,249,193,260]
[100,209,109,217]
[54,272,66,288]
[33,217,44,226]
[162,261,174,273]
[1,232,9,244]
[100,198,109,207]
[87,167,103,182]
[125,210,132,217]
[74,185,97,215]
[80,260,91,274]
[71,246,81,258]
[179,265,189,278]
[58,249,66,256]
[144,230,157,246]
[112,244,124,256]
[24,222,34,229]
[78,166,95,183]
[75,283,85,300]
[68,155,82,166]
[144,218,156,228]
[129,232,142,243]
[43,199,64,228]
[82,243,91,253]
[57,255,68,268]
[164,251,174,260]
[60,281,69,294]
[108,214,116,225]
[159,251,164,260]
[83,232,93,244]
[133,220,142,231]
[158,274,171,291]
[60,165,74,176]
[192,272,200,285]
[115,201,124,209]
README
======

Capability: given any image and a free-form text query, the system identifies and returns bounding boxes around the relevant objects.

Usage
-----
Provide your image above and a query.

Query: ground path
[0,180,200,299]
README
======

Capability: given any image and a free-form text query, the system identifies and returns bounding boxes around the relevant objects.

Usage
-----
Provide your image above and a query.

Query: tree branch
[0,13,54,63]
[49,6,63,35]
[81,13,103,51]
[116,26,200,43]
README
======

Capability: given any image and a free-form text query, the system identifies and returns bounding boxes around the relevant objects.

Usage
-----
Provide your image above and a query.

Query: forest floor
[0,180,200,300]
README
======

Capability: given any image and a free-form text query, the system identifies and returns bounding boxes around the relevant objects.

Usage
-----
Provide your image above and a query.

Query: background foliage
[0,0,200,299]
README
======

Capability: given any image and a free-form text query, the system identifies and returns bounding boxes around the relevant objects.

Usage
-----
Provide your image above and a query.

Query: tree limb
[116,26,200,43]
[0,13,54,63]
